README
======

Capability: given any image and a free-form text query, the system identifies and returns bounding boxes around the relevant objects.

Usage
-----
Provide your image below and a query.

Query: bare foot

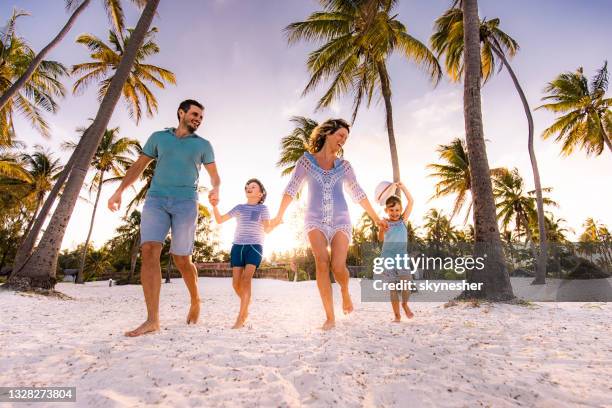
[124,320,160,337]
[392,315,401,323]
[341,290,354,314]
[402,303,414,319]
[186,301,200,325]
[322,319,336,331]
[231,313,248,329]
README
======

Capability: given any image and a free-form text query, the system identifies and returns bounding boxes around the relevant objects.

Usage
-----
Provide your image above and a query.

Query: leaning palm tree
[431,3,548,284]
[64,126,139,284]
[9,0,161,291]
[72,26,176,124]
[0,0,147,112]
[285,0,441,185]
[0,10,67,142]
[537,62,612,155]
[277,116,318,176]
[459,0,513,299]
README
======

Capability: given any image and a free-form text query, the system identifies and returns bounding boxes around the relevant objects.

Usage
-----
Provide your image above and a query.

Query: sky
[4,0,612,256]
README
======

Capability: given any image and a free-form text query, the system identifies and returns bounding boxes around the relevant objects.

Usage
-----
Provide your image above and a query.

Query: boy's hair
[246,178,267,204]
[385,195,402,208]
[177,99,204,120]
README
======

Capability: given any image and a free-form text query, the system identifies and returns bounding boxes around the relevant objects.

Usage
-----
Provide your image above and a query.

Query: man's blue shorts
[230,244,263,268]
[140,196,198,255]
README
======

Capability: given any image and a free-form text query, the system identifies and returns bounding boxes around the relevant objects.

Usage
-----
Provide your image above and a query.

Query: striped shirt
[228,204,270,245]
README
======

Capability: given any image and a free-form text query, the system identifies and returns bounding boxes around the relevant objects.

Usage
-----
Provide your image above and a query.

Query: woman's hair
[308,118,350,154]
[245,178,267,204]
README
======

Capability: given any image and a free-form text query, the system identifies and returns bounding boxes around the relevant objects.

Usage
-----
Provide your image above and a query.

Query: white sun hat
[374,181,395,206]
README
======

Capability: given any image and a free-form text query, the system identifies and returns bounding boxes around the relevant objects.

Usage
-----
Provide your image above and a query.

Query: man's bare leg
[330,233,354,315]
[233,264,256,329]
[308,230,335,330]
[125,242,162,337]
[172,254,200,324]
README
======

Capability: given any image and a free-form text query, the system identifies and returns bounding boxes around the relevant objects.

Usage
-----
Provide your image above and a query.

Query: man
[108,99,220,337]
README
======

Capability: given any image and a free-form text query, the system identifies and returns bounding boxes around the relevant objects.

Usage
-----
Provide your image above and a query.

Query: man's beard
[184,121,198,133]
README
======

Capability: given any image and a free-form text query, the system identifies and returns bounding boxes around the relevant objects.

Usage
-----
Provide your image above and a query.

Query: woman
[272,119,387,330]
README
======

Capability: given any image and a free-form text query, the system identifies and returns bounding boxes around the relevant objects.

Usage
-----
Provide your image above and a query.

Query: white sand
[0,278,610,408]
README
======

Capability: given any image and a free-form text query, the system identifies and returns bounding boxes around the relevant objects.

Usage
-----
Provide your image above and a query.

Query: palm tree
[493,168,556,242]
[9,0,161,291]
[579,218,612,269]
[423,208,456,252]
[277,116,318,176]
[19,148,63,237]
[64,126,138,283]
[285,0,441,185]
[427,138,505,224]
[460,0,513,300]
[431,3,548,284]
[0,0,148,112]
[0,10,68,142]
[116,210,141,283]
[427,138,472,223]
[537,62,612,155]
[72,27,176,124]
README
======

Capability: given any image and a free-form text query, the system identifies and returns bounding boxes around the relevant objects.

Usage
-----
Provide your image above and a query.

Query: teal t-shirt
[142,128,215,199]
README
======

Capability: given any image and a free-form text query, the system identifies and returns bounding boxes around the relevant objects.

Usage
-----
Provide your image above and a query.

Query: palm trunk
[22,198,42,241]
[127,231,140,283]
[8,0,160,291]
[376,61,401,186]
[489,40,547,284]
[461,0,513,300]
[76,170,105,284]
[0,0,92,111]
[12,138,84,271]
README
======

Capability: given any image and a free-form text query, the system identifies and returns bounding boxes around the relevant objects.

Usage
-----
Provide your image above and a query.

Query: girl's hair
[245,178,267,204]
[308,118,350,154]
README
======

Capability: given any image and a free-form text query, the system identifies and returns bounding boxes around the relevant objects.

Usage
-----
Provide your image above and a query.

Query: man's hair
[385,195,402,208]
[177,99,204,120]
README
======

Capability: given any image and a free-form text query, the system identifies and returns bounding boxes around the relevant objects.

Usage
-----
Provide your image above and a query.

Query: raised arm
[397,181,414,221]
[108,154,153,211]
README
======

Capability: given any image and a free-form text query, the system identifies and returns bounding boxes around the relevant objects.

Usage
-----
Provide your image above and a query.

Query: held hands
[270,216,283,230]
[208,187,220,207]
[376,218,389,232]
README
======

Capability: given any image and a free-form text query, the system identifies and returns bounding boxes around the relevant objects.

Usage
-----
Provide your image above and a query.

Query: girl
[377,181,415,322]
[271,119,387,330]
[213,178,274,328]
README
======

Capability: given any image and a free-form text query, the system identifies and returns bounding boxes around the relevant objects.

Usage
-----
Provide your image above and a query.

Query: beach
[1,278,610,407]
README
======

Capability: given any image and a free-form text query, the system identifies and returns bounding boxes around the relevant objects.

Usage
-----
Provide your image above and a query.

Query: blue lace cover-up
[283,152,367,243]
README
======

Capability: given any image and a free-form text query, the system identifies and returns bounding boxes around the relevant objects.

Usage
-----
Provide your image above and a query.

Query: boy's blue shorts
[230,244,263,268]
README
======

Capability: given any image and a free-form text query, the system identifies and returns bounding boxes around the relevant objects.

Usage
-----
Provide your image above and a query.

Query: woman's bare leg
[308,230,334,330]
[233,264,256,329]
[330,232,353,314]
